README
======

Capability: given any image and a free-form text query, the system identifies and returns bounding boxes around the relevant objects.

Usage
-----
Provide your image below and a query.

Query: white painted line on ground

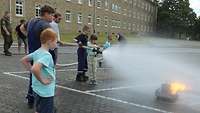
[0,43,18,45]
[2,72,173,113]
[85,86,133,93]
[0,46,20,48]
[85,84,158,93]
[5,69,77,74]
[3,72,29,80]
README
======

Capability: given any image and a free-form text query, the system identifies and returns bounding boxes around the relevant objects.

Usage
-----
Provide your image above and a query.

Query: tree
[157,0,196,38]
[191,17,200,40]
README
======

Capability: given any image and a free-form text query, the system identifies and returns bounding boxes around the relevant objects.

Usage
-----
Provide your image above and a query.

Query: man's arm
[58,42,78,46]
[1,20,10,35]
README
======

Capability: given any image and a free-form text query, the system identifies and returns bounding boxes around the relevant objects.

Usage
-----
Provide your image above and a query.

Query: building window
[97,0,101,8]
[132,23,136,31]
[128,23,131,30]
[35,5,41,17]
[96,16,101,26]
[16,0,24,16]
[78,0,82,4]
[123,9,127,16]
[105,0,109,10]
[77,13,82,24]
[123,22,127,29]
[104,16,108,27]
[128,10,132,17]
[88,14,92,25]
[117,20,121,28]
[111,19,120,28]
[89,0,92,6]
[65,11,71,22]
[112,4,120,13]
[133,0,137,6]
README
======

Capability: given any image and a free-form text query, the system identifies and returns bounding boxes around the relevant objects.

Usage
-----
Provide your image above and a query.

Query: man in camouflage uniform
[0,11,13,56]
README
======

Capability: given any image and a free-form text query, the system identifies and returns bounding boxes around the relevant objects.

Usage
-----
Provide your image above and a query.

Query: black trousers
[77,48,88,72]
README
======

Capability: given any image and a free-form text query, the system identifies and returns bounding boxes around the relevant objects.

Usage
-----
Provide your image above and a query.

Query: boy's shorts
[33,92,54,113]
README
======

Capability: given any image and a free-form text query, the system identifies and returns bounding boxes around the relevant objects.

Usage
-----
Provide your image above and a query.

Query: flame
[170,82,186,95]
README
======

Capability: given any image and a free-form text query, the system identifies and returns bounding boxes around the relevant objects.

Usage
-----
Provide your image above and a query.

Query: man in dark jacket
[20,5,55,109]
[0,11,13,56]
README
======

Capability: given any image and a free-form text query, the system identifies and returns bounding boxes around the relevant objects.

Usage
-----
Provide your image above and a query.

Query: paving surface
[0,37,200,113]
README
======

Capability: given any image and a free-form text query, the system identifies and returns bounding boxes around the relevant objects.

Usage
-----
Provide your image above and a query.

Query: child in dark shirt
[15,19,27,54]
[74,25,91,82]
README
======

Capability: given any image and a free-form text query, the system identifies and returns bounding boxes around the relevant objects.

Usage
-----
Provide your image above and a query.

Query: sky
[189,0,200,16]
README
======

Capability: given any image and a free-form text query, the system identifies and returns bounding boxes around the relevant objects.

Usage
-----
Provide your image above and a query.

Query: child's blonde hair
[40,28,56,44]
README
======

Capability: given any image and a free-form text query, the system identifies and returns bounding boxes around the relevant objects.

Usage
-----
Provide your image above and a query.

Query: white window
[117,20,121,28]
[133,12,136,18]
[128,23,131,30]
[132,23,136,31]
[128,10,132,17]
[97,0,101,8]
[111,19,114,28]
[136,25,139,31]
[114,5,118,12]
[118,6,121,14]
[65,11,71,22]
[16,0,24,16]
[88,14,92,25]
[78,0,82,4]
[96,16,101,26]
[89,0,92,6]
[144,25,147,32]
[112,4,114,11]
[105,0,109,10]
[77,13,82,24]
[104,16,108,27]
[35,5,41,17]
[123,9,127,16]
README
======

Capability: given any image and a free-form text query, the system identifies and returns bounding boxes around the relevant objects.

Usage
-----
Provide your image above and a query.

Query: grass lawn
[60,32,142,45]
[11,32,146,45]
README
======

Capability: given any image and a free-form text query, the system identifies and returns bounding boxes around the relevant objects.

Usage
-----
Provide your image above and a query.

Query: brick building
[0,0,157,35]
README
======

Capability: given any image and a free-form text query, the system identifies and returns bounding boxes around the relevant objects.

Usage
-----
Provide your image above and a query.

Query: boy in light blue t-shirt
[21,28,58,113]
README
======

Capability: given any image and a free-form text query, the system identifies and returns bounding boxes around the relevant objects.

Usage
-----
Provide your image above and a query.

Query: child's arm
[21,56,32,71]
[31,63,51,85]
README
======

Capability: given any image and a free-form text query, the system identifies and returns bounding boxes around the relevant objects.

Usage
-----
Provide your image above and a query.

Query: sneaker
[89,80,97,85]
[76,74,86,82]
[27,102,34,109]
[26,95,34,109]
[5,52,12,56]
[54,106,57,113]
[83,75,89,82]
[75,75,82,82]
